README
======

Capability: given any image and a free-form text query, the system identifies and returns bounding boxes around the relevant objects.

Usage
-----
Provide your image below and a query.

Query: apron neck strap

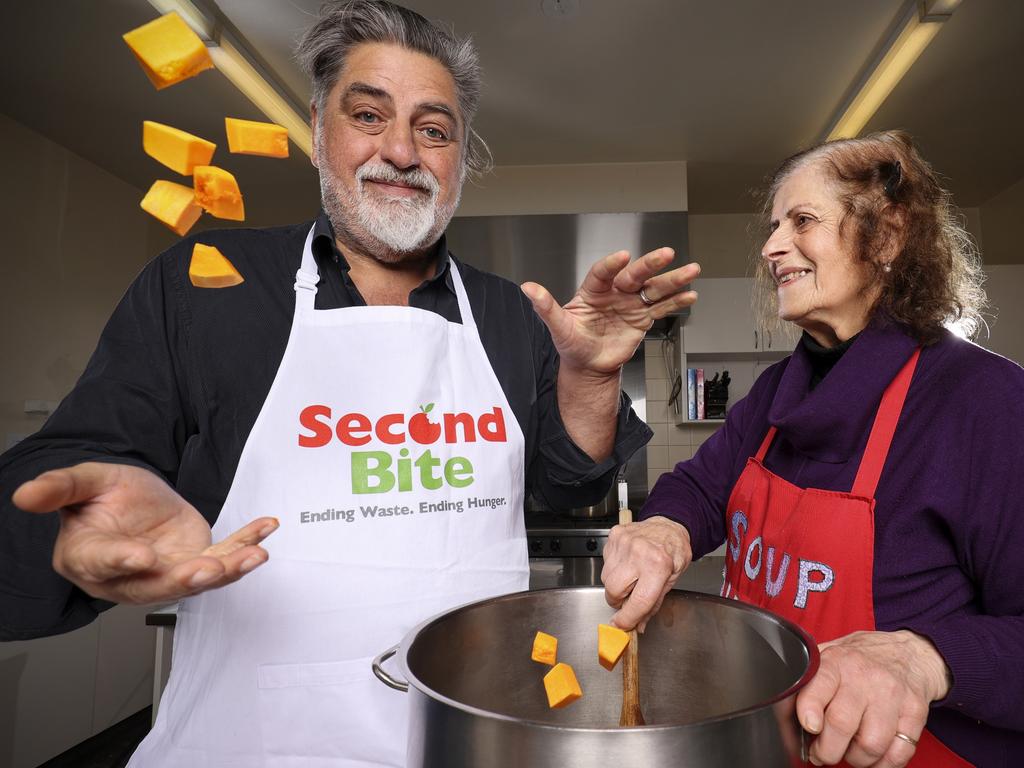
[294,225,319,309]
[753,347,921,498]
[447,259,480,338]
[850,347,921,498]
[754,426,777,462]
[293,226,479,336]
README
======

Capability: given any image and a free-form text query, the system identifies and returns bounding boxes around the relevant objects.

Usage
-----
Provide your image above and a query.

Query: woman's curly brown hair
[753,130,987,345]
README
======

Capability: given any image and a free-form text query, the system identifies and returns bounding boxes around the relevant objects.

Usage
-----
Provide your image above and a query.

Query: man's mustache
[356,163,439,196]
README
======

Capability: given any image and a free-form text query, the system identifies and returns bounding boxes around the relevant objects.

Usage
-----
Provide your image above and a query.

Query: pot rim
[386,586,821,732]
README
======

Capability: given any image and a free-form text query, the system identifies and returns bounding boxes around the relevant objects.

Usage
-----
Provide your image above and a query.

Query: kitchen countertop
[145,602,178,626]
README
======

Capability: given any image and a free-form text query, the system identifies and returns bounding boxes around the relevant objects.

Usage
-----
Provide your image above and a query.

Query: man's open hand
[13,462,278,604]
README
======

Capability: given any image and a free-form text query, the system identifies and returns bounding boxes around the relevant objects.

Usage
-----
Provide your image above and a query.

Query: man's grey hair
[296,0,493,177]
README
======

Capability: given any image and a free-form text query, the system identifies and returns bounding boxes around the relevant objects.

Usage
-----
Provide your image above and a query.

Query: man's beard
[318,143,462,262]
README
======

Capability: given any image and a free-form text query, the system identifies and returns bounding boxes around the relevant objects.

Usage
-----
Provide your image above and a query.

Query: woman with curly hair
[603,131,1023,767]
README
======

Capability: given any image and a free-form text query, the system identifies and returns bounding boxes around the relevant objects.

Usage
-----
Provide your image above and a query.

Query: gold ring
[894,732,919,747]
[639,287,656,306]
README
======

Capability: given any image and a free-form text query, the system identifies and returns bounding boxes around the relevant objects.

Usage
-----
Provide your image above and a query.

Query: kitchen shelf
[672,278,796,427]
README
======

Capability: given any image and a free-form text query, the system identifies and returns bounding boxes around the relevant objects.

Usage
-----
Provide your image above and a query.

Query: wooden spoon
[618,507,646,726]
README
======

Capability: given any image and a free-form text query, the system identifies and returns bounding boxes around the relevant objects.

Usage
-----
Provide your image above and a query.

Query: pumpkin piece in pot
[543,663,582,709]
[598,623,630,670]
[531,631,557,665]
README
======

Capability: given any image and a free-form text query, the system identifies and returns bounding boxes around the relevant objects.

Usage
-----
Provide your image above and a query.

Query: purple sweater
[643,321,1024,766]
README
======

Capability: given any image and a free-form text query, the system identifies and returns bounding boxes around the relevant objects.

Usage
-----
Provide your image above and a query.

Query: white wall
[0,605,154,768]
[980,177,1024,265]
[981,264,1024,366]
[457,161,687,216]
[0,112,171,447]
[643,338,722,490]
[688,213,759,278]
[0,113,159,767]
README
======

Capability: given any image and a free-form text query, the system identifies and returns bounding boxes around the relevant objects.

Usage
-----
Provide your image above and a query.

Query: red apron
[721,349,972,767]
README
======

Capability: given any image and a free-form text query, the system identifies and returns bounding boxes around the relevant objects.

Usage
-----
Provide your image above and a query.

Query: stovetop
[524,510,619,530]
[525,510,617,558]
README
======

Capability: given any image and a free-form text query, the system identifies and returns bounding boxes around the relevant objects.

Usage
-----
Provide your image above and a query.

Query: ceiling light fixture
[824,0,961,141]
[147,0,312,157]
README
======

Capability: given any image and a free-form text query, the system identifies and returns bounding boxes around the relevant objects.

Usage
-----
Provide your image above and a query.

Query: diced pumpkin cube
[225,117,289,158]
[143,121,216,175]
[123,12,213,91]
[193,165,245,221]
[543,662,582,709]
[189,243,244,288]
[598,624,630,670]
[140,180,202,236]
[531,631,557,665]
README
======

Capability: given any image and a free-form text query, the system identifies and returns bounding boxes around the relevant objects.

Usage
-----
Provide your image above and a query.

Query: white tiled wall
[644,338,729,580]
[643,339,723,492]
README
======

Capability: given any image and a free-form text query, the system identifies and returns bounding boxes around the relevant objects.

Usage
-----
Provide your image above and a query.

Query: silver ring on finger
[639,287,656,306]
[893,732,919,747]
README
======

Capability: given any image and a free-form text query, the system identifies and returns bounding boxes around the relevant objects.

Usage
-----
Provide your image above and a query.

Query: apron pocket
[257,656,408,767]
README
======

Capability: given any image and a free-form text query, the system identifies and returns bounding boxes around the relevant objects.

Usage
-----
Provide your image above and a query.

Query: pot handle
[372,645,409,692]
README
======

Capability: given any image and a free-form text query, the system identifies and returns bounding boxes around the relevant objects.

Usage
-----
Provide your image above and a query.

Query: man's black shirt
[0,212,651,639]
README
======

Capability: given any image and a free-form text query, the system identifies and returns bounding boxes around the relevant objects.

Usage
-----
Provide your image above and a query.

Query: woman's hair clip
[883,160,902,198]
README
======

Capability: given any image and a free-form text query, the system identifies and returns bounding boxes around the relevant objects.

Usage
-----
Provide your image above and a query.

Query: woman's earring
[883,262,892,273]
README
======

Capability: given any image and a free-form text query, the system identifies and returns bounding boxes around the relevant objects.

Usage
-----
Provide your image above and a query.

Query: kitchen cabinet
[0,603,154,768]
[674,278,795,425]
[682,278,794,354]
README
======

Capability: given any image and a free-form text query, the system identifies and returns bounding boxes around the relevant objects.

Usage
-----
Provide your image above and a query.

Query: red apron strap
[851,348,921,498]
[754,426,777,462]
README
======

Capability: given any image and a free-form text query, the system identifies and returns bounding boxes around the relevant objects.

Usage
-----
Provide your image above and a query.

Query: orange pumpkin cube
[225,117,289,158]
[140,180,202,236]
[189,243,244,288]
[193,166,245,221]
[531,631,558,666]
[543,662,582,709]
[123,12,213,90]
[598,624,630,670]
[143,121,216,175]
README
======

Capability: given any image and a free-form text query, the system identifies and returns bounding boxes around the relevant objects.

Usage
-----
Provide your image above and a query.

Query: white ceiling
[2,0,1022,221]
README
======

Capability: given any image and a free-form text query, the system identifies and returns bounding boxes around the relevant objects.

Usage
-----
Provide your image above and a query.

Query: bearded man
[0,1,697,765]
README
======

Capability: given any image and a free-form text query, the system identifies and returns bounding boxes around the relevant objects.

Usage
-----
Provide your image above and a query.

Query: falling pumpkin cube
[140,180,202,236]
[225,117,289,158]
[193,165,245,221]
[143,121,216,175]
[123,12,213,90]
[531,631,558,666]
[189,243,244,288]
[543,662,582,709]
[598,624,630,670]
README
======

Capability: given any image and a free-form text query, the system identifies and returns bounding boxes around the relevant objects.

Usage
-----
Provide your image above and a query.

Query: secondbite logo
[297,403,507,494]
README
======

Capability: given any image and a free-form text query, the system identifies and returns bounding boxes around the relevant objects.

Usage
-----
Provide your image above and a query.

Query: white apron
[130,227,529,767]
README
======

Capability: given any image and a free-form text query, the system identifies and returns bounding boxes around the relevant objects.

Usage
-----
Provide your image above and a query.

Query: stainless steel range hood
[444,211,690,338]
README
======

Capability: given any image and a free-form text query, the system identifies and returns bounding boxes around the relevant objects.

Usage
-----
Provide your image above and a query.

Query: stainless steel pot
[567,489,616,518]
[373,587,817,767]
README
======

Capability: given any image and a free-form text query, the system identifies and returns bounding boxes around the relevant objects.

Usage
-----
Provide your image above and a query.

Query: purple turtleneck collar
[769,320,919,463]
